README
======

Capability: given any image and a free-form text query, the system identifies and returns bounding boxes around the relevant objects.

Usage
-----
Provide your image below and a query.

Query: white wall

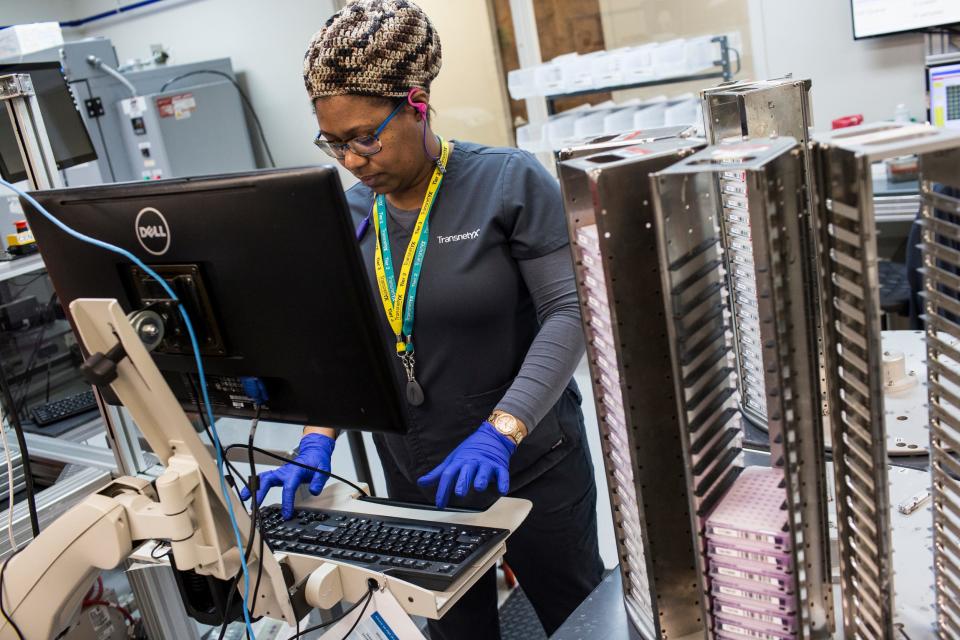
[70,0,340,169]
[0,0,76,24]
[749,0,928,130]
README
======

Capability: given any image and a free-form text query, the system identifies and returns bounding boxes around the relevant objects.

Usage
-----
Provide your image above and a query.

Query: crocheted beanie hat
[304,0,442,99]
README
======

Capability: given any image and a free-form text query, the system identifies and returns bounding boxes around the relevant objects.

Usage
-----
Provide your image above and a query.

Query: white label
[6,196,22,215]
[320,588,426,639]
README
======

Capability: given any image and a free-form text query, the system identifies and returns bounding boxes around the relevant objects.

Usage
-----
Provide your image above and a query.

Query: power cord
[0,548,25,640]
[0,358,39,539]
[1,179,258,639]
[222,444,370,498]
[159,70,276,168]
[285,579,377,640]
[0,400,17,551]
[217,406,274,640]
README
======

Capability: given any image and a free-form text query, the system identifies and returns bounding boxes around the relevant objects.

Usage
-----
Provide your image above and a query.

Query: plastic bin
[665,96,699,126]
[534,61,566,97]
[651,39,687,79]
[684,35,719,74]
[515,122,545,153]
[633,97,669,129]
[603,103,642,134]
[590,49,627,89]
[508,67,538,100]
[621,44,657,84]
[563,52,599,93]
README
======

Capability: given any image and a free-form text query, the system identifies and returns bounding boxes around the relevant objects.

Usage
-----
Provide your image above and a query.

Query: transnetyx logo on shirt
[437,228,480,244]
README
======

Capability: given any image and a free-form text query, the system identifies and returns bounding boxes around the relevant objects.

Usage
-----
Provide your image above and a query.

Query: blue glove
[417,422,516,509]
[239,432,335,520]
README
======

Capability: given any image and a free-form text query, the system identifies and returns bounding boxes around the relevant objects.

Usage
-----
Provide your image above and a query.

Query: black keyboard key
[363,554,378,562]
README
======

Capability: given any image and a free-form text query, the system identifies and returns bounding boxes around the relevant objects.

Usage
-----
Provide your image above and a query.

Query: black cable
[338,587,373,640]
[13,293,58,414]
[150,541,171,560]
[217,406,263,640]
[285,580,376,640]
[0,362,39,538]
[13,323,50,414]
[223,444,370,498]
[6,272,47,299]
[159,70,276,168]
[0,549,25,640]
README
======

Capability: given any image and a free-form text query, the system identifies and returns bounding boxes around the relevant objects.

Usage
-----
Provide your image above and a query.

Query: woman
[244,1,604,637]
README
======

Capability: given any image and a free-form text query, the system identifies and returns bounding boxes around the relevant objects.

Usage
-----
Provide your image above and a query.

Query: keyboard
[258,505,509,591]
[30,390,98,426]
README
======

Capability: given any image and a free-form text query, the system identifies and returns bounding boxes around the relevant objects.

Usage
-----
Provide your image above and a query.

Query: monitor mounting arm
[0,468,248,639]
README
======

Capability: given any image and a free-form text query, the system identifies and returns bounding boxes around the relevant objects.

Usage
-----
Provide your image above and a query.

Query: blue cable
[0,179,257,638]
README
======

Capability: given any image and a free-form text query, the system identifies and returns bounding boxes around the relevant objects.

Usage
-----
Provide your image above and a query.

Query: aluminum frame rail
[811,122,960,639]
[915,129,960,639]
[559,136,706,638]
[651,137,833,638]
[700,78,818,429]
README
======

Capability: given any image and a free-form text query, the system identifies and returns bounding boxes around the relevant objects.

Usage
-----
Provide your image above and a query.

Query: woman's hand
[417,422,516,509]
[239,431,335,520]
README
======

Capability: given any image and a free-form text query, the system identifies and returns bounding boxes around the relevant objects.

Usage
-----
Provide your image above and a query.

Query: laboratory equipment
[0,62,96,185]
[700,78,817,430]
[651,137,834,637]
[811,121,960,638]
[927,53,960,131]
[560,134,709,638]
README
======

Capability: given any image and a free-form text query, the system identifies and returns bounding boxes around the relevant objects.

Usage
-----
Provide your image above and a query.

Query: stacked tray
[706,466,798,640]
[719,168,767,424]
[575,224,654,623]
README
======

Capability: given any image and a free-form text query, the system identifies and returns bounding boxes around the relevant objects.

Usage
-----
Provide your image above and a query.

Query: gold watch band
[488,410,528,445]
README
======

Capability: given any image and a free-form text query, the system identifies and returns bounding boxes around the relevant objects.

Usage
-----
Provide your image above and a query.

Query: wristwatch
[488,410,528,446]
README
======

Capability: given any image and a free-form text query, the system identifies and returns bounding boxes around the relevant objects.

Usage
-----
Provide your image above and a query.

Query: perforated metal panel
[560,136,707,638]
[651,137,833,639]
[812,122,960,639]
[916,135,960,639]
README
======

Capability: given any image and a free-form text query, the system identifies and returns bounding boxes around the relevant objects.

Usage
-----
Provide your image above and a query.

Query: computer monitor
[21,167,408,433]
[0,62,97,182]
[929,58,960,131]
[851,0,960,39]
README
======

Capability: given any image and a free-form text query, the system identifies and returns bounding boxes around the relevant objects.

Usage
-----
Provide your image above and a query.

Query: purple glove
[417,422,516,509]
[239,432,335,520]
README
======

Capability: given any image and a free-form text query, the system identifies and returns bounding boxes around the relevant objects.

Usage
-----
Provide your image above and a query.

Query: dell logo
[135,207,171,255]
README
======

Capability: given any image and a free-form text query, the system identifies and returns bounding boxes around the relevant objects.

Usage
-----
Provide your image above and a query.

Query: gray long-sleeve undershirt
[494,246,585,433]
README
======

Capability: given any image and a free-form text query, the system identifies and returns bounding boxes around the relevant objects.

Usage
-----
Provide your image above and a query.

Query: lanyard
[371,137,450,355]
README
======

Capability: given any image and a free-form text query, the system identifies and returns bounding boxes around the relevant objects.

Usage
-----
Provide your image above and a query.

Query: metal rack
[700,78,819,430]
[559,134,707,638]
[915,130,960,638]
[811,122,960,639]
[545,35,740,114]
[651,137,834,638]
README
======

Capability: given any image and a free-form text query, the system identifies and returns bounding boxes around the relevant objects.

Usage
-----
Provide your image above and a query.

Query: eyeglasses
[314,100,405,160]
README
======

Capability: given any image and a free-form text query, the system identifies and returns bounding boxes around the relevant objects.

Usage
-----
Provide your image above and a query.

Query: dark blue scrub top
[346,141,584,492]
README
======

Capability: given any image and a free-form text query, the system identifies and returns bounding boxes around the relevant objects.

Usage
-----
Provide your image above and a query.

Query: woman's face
[314,94,427,194]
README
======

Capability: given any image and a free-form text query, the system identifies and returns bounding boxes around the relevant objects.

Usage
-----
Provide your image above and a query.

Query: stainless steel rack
[811,122,960,639]
[560,134,707,638]
[651,137,834,638]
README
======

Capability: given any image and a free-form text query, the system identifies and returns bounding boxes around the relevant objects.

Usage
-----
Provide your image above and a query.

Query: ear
[406,88,431,122]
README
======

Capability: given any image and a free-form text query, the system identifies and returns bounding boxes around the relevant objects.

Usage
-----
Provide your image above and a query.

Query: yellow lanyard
[372,138,450,353]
